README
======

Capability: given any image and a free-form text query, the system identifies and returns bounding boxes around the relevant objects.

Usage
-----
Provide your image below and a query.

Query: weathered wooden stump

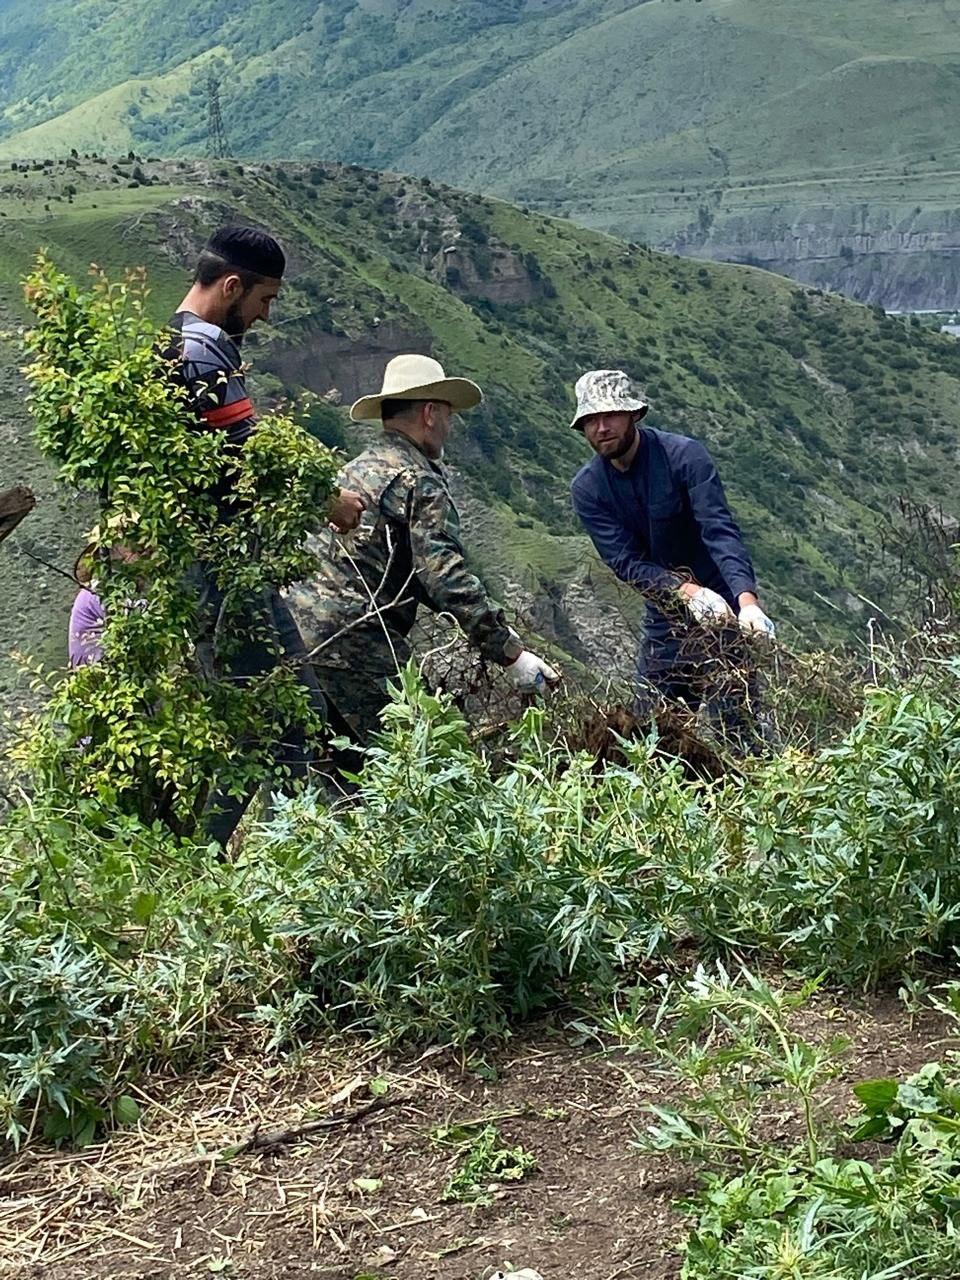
[0,485,36,546]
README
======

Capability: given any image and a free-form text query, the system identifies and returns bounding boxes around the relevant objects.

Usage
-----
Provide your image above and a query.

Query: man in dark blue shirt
[569,369,775,739]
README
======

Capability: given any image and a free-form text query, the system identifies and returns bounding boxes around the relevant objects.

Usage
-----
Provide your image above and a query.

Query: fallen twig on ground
[222,1094,407,1159]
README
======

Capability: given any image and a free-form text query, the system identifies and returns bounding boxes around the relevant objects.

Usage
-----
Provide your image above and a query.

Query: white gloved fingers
[739,603,776,636]
[685,586,733,626]
[508,650,561,690]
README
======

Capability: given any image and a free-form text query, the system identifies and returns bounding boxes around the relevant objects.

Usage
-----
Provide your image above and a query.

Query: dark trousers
[311,663,394,786]
[635,621,763,753]
[190,569,327,846]
[313,665,393,745]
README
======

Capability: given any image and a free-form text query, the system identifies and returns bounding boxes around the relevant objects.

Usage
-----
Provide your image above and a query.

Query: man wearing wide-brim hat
[569,369,775,744]
[288,354,559,753]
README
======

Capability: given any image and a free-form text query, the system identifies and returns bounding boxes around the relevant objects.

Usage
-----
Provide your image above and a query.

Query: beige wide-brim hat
[570,368,649,430]
[350,354,484,422]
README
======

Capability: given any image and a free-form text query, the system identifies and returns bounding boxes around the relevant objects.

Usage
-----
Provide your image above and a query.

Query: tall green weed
[0,805,298,1147]
[4,658,960,1146]
[251,661,960,1039]
[745,676,960,986]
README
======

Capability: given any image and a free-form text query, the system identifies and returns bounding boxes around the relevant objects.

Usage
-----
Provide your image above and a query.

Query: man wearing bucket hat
[569,369,774,739]
[288,354,560,751]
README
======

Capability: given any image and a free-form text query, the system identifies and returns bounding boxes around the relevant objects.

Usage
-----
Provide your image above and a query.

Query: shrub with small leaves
[18,255,340,832]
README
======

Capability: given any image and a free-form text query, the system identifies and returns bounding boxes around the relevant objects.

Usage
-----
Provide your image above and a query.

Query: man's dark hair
[381,398,428,422]
[193,250,267,291]
[194,224,286,287]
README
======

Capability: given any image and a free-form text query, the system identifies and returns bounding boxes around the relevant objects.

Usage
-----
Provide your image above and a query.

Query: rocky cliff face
[262,321,430,405]
[667,204,960,311]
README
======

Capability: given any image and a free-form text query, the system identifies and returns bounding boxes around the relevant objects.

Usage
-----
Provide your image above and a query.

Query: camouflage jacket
[287,432,522,673]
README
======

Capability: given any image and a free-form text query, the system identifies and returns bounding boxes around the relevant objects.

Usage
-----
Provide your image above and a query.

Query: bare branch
[297,526,416,666]
[6,541,83,587]
[224,1094,405,1159]
[300,588,416,664]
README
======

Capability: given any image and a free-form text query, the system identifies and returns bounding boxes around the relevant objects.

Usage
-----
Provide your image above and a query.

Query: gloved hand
[681,585,734,626]
[739,603,776,636]
[507,650,561,691]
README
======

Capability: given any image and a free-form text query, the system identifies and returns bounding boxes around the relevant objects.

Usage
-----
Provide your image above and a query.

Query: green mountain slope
[2,156,959,699]
[0,0,958,304]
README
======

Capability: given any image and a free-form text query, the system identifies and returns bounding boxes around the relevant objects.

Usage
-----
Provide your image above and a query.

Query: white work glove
[507,650,561,691]
[683,586,733,626]
[739,603,776,636]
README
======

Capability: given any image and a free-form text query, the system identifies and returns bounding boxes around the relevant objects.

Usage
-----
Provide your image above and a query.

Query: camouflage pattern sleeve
[407,474,523,665]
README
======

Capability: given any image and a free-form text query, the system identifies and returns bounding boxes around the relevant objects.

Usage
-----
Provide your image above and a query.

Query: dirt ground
[1,994,951,1280]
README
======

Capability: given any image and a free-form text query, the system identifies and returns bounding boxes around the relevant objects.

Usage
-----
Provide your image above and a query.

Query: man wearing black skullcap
[168,224,365,845]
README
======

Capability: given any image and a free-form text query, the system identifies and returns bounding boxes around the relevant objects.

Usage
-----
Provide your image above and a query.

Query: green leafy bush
[684,1145,960,1279]
[680,1052,960,1279]
[251,670,684,1042]
[619,969,960,1279]
[249,659,960,1041]
[5,649,960,1147]
[0,807,299,1148]
[746,678,960,987]
[18,256,339,832]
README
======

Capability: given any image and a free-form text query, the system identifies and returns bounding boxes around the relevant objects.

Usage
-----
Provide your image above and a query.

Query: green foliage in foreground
[631,966,960,1278]
[261,665,960,1032]
[18,256,338,832]
[2,660,960,1148]
[687,1142,960,1280]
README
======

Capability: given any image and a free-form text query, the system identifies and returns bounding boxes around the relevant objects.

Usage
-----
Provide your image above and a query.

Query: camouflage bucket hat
[570,369,649,430]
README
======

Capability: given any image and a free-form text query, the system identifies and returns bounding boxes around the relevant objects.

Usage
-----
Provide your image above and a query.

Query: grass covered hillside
[9,152,960,1277]
[2,154,960,697]
[0,0,959,303]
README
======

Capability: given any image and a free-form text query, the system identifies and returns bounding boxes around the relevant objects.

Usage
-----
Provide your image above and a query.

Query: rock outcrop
[668,204,960,311]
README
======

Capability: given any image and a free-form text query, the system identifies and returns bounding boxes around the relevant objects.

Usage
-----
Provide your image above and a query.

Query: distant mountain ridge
[0,0,958,305]
[3,155,960,700]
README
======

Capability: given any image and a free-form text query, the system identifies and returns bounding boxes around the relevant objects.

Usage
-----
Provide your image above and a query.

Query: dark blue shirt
[571,428,757,627]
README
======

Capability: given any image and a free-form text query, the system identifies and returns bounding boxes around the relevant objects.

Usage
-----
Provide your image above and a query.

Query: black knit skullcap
[206,225,286,279]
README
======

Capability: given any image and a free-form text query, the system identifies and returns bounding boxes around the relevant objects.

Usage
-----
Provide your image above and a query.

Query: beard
[606,425,638,460]
[224,300,246,346]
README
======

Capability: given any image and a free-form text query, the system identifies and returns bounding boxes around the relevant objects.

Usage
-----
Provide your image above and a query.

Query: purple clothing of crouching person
[68,587,106,667]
